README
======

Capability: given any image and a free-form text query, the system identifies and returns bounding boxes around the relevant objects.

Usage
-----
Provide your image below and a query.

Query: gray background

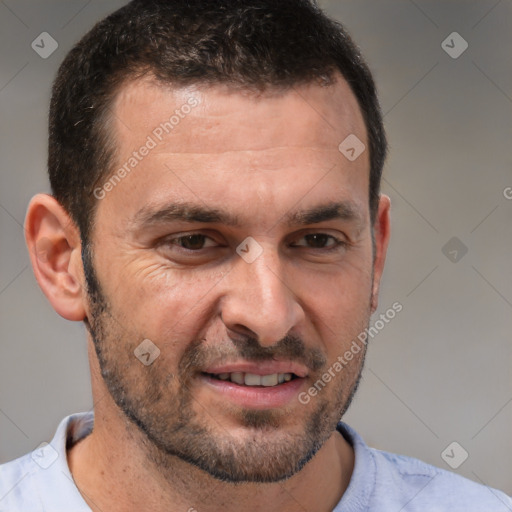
[1,0,511,496]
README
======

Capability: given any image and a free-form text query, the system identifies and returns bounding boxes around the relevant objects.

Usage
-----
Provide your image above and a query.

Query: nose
[220,247,305,347]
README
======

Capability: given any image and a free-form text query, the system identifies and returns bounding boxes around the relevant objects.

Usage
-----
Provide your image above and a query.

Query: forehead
[111,74,367,156]
[96,75,370,232]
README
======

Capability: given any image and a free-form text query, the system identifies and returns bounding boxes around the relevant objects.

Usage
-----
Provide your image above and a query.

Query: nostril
[225,325,258,344]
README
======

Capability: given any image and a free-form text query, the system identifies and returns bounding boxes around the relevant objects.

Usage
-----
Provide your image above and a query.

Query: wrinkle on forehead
[110,73,367,158]
[93,72,372,239]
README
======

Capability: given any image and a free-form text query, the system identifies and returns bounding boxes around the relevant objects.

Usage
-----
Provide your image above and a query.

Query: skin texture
[25,74,390,512]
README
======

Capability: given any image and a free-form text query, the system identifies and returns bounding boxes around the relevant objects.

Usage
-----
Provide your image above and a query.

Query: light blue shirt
[0,412,511,511]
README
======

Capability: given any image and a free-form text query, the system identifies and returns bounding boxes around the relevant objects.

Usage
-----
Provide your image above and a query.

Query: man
[0,0,510,510]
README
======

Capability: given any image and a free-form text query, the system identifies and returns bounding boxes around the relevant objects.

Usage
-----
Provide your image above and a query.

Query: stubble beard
[82,243,369,483]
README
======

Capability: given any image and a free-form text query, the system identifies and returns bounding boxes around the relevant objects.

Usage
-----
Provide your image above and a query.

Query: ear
[24,193,86,321]
[370,194,391,313]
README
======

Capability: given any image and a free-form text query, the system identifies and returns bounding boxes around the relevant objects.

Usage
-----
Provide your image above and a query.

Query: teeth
[261,374,278,386]
[230,372,245,385]
[211,372,294,386]
[245,373,262,386]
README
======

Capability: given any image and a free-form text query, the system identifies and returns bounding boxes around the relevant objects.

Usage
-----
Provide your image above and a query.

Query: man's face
[84,76,385,482]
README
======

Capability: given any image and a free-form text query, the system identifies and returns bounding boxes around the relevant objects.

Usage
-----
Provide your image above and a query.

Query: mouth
[199,365,307,409]
[204,371,298,387]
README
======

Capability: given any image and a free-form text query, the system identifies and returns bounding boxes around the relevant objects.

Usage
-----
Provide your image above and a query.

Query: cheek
[294,260,373,355]
[104,259,225,343]
[295,255,373,310]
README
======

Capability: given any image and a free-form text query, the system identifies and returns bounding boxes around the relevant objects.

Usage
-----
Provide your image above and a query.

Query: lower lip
[201,374,305,409]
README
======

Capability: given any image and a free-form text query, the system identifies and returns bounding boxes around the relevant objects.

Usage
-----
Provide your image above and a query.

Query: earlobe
[25,194,86,321]
[370,194,391,313]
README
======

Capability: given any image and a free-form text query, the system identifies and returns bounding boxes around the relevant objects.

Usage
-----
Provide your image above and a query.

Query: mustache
[179,333,326,376]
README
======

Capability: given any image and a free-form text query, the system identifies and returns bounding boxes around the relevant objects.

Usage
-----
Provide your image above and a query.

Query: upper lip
[203,361,308,378]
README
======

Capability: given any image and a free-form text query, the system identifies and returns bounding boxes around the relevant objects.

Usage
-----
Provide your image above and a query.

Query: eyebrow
[132,202,241,228]
[284,201,364,227]
[131,200,365,230]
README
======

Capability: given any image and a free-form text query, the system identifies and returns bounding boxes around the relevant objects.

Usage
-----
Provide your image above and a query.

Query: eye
[291,233,344,250]
[168,234,218,251]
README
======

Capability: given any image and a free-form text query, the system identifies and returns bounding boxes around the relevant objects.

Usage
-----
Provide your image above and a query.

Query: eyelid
[173,233,214,242]
[157,229,348,251]
[157,231,230,254]
[290,232,348,249]
[291,228,347,241]
[169,233,216,246]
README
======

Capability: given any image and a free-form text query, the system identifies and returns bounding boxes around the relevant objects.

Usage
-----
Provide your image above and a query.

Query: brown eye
[304,234,332,248]
[293,233,340,249]
[175,234,208,250]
